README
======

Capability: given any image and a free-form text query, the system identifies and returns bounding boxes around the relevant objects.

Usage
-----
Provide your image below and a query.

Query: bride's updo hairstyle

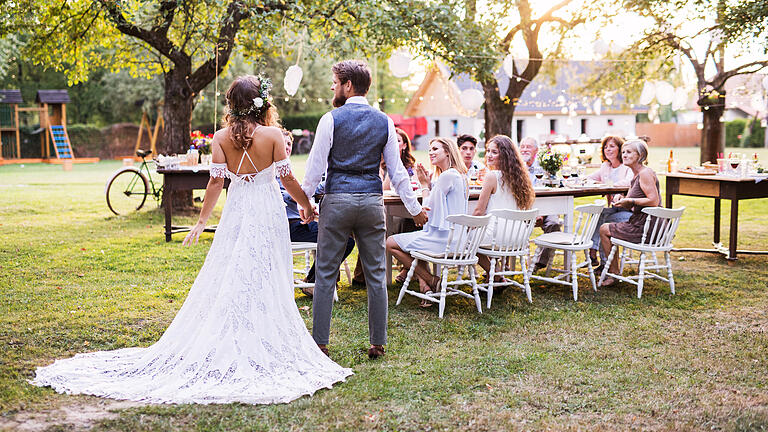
[223,75,280,149]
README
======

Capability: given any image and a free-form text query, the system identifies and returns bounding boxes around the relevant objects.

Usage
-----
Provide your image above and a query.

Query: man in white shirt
[302,60,428,359]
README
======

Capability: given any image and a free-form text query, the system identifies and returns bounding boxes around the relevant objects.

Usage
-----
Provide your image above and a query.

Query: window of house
[549,119,557,134]
[516,119,524,142]
[451,119,458,136]
[580,118,588,135]
[607,118,614,127]
[434,119,440,136]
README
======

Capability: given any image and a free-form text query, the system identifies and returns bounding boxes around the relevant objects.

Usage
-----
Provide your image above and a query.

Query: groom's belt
[328,167,379,175]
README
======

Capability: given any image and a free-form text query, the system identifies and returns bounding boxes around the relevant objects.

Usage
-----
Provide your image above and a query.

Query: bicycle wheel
[106,169,149,215]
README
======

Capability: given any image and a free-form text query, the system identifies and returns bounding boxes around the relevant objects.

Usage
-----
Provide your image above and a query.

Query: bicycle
[105,149,163,215]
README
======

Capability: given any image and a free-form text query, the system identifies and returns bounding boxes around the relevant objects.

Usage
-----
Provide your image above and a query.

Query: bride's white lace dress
[32,159,353,404]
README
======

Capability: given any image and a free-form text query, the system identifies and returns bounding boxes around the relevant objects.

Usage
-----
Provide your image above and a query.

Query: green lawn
[1,148,767,431]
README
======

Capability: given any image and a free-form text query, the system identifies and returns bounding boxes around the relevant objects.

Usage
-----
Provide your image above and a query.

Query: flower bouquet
[538,149,564,184]
[191,130,213,155]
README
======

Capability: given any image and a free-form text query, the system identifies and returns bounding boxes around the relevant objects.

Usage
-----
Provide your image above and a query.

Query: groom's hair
[332,60,371,95]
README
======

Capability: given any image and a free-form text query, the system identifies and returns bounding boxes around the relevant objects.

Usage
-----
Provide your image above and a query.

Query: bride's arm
[272,130,314,223]
[183,134,226,246]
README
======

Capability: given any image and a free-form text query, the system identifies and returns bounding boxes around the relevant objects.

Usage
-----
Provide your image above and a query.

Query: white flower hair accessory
[229,75,272,118]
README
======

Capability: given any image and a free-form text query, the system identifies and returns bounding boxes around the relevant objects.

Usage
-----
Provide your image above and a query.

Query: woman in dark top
[598,139,660,287]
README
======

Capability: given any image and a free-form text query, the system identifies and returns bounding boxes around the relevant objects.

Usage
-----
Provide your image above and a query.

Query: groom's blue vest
[325,103,389,194]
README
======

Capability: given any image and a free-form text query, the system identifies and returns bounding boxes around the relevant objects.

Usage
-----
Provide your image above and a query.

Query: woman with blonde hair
[386,137,469,305]
[32,75,353,404]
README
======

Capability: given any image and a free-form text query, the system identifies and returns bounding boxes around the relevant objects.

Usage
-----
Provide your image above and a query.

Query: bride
[32,75,353,404]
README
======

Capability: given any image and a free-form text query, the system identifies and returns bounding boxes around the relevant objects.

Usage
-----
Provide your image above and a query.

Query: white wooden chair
[396,214,491,318]
[476,209,539,308]
[599,207,685,298]
[291,242,349,302]
[529,203,604,301]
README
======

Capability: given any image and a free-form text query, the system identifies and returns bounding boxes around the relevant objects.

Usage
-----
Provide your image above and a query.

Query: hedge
[725,119,765,148]
[281,113,324,132]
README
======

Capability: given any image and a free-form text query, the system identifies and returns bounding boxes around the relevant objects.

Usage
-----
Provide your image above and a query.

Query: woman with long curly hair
[32,74,353,404]
[382,128,417,189]
[472,135,535,283]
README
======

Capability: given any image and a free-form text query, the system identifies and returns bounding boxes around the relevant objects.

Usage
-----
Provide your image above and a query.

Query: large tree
[587,0,768,164]
[386,0,610,139]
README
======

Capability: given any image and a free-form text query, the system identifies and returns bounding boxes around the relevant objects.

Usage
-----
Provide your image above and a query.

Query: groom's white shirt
[301,96,423,216]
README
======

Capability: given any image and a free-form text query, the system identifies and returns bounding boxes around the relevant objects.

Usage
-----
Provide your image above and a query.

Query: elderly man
[518,136,562,272]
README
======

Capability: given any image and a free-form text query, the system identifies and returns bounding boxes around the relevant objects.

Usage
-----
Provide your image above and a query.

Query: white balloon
[556,94,566,106]
[655,81,674,105]
[283,65,303,96]
[751,94,765,112]
[388,52,412,78]
[593,98,602,116]
[593,39,609,56]
[672,87,688,111]
[502,53,515,77]
[460,88,484,113]
[639,81,656,105]
[762,76,768,91]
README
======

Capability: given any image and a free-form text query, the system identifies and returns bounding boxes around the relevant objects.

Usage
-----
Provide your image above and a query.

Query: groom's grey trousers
[313,193,387,346]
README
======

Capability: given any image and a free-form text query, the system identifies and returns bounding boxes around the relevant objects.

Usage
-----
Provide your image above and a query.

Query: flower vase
[546,172,558,187]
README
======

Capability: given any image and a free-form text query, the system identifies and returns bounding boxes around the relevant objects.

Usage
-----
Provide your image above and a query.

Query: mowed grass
[1,147,768,431]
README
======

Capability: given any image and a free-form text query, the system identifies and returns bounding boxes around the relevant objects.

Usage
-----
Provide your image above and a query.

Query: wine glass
[561,166,572,184]
[534,167,544,186]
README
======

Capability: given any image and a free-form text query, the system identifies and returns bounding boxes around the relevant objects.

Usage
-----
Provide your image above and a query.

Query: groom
[301,60,428,359]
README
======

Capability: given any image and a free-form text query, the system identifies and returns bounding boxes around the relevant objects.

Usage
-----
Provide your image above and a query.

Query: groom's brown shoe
[317,344,329,357]
[367,345,385,359]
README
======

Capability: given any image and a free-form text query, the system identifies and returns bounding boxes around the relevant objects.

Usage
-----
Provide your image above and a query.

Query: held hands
[299,204,316,224]
[182,221,205,246]
[416,163,432,187]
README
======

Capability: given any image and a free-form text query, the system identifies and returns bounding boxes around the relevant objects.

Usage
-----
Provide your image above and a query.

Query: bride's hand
[182,222,205,246]
[299,204,315,224]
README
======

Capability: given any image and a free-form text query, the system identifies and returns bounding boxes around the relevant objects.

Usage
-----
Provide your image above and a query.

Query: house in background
[404,62,645,149]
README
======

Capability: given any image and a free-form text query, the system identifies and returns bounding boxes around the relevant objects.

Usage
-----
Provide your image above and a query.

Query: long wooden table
[663,172,768,260]
[157,167,229,242]
[383,185,630,284]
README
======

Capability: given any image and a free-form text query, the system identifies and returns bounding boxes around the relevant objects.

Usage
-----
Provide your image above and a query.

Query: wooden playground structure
[0,89,98,165]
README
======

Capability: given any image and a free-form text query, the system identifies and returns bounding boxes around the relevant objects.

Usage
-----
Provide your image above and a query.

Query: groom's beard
[333,94,347,108]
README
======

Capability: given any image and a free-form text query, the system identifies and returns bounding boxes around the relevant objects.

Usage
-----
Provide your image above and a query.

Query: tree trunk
[162,66,197,211]
[699,94,725,165]
[481,81,514,139]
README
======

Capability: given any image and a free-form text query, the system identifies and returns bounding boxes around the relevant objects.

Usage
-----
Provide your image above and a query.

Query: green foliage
[65,124,106,157]
[281,112,324,132]
[725,118,766,148]
[722,0,768,51]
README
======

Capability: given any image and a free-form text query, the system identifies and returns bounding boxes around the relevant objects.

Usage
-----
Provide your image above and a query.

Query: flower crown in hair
[229,76,272,118]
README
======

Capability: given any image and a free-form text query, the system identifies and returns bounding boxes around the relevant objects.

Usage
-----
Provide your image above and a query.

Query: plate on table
[678,167,717,175]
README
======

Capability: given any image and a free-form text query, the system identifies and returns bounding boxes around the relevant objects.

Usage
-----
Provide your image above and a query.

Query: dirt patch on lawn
[0,399,143,431]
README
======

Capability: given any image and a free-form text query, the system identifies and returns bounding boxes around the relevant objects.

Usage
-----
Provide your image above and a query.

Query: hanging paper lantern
[639,81,656,105]
[283,65,303,96]
[560,106,568,114]
[762,76,768,91]
[593,39,609,57]
[655,81,674,105]
[503,52,528,76]
[556,94,566,106]
[672,87,688,111]
[514,57,529,74]
[502,54,515,76]
[460,88,484,113]
[388,52,412,78]
[593,98,602,116]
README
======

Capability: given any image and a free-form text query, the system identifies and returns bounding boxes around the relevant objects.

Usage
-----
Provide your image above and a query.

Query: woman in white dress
[472,135,535,282]
[32,75,352,404]
[386,137,468,306]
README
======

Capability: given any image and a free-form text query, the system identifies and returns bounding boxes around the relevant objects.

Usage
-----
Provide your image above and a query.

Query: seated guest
[598,139,661,286]
[518,136,561,272]
[587,135,634,265]
[473,135,535,282]
[382,128,417,189]
[458,134,486,172]
[386,137,468,306]
[278,130,355,296]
